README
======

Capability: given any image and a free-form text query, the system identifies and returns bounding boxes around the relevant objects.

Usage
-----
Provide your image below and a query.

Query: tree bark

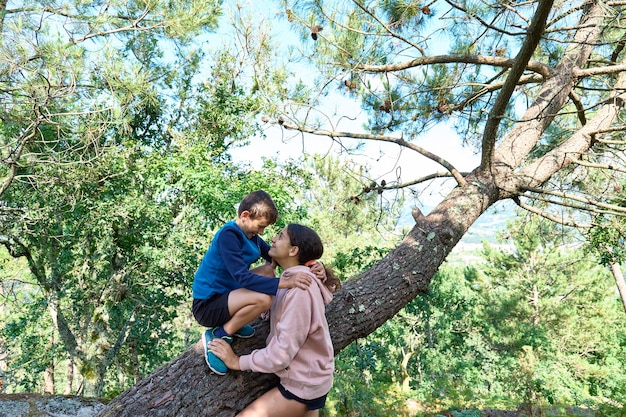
[43,335,55,395]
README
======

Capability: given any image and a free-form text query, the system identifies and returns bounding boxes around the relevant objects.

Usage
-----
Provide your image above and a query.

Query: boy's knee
[255,293,273,310]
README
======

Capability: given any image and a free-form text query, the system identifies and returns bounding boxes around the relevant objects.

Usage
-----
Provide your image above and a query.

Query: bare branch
[572,158,626,174]
[444,0,525,37]
[450,73,543,113]
[523,186,626,215]
[357,54,552,78]
[350,0,426,55]
[569,90,587,125]
[1,121,42,196]
[513,197,587,228]
[391,171,469,189]
[279,121,468,187]
[68,6,155,44]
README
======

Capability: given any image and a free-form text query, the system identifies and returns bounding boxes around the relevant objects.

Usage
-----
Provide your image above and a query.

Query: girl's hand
[208,339,241,370]
[251,260,276,278]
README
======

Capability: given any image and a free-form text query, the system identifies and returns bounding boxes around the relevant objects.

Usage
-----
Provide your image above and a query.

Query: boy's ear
[239,210,251,219]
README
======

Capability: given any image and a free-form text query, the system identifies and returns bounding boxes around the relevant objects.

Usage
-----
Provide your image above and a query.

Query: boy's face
[238,211,272,238]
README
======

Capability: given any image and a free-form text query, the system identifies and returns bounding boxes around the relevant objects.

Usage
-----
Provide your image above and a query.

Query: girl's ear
[289,246,300,257]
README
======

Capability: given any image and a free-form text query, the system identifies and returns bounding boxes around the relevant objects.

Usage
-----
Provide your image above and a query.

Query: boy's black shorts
[192,293,231,328]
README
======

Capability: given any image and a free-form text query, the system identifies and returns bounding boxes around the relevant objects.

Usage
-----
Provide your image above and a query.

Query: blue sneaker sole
[202,329,227,375]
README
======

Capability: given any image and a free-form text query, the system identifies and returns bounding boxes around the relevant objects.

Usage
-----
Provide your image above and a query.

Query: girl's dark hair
[286,224,342,293]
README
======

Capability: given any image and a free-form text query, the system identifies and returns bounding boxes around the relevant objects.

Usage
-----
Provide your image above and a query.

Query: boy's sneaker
[202,328,233,376]
[234,324,255,338]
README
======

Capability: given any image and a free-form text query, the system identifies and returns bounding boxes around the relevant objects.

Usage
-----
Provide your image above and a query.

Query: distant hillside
[399,200,515,266]
[449,202,515,265]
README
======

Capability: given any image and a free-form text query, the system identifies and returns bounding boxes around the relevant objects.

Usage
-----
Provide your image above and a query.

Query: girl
[209,223,341,417]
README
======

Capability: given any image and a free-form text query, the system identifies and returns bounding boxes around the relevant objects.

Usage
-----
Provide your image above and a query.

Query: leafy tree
[585,214,626,313]
[301,154,405,260]
[475,218,623,412]
[328,216,626,416]
[2,1,625,414]
[98,2,626,414]
[0,0,313,397]
[0,0,222,198]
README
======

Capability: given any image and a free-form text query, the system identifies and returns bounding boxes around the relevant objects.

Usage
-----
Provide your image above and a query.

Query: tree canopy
[2,0,626,415]
[96,1,626,414]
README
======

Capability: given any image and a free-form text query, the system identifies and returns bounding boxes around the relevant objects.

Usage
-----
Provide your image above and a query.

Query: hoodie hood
[283,265,334,305]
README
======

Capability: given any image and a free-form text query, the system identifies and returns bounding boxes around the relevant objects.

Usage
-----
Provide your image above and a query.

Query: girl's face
[268,227,295,262]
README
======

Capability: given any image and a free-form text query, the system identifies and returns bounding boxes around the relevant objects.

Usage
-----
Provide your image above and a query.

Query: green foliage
[329,215,626,415]
[586,215,626,266]
[328,340,411,416]
[333,246,391,279]
[0,0,313,396]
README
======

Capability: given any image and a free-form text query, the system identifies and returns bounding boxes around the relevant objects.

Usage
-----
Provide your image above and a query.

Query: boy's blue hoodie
[192,220,277,300]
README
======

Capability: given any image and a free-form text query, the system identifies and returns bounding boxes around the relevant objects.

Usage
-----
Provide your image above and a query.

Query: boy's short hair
[238,190,278,224]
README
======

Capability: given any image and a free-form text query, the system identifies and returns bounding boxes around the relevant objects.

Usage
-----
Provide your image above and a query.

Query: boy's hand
[278,272,312,290]
[309,261,327,282]
[208,339,241,370]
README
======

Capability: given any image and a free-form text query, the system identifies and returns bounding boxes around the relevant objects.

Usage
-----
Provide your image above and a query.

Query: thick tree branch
[576,63,626,77]
[514,66,626,189]
[494,2,606,172]
[481,0,554,171]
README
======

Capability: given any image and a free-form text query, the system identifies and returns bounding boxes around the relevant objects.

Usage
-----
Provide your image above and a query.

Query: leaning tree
[98,0,626,415]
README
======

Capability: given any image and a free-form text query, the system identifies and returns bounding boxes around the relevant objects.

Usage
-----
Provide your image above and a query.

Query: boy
[192,190,315,375]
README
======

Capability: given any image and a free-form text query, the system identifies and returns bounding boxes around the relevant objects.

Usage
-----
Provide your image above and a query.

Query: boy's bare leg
[223,288,273,335]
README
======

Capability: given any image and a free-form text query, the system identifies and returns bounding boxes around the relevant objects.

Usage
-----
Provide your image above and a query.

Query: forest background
[1,1,625,416]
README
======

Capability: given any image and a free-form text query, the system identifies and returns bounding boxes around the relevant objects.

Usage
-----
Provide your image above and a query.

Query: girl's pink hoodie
[239,265,334,400]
